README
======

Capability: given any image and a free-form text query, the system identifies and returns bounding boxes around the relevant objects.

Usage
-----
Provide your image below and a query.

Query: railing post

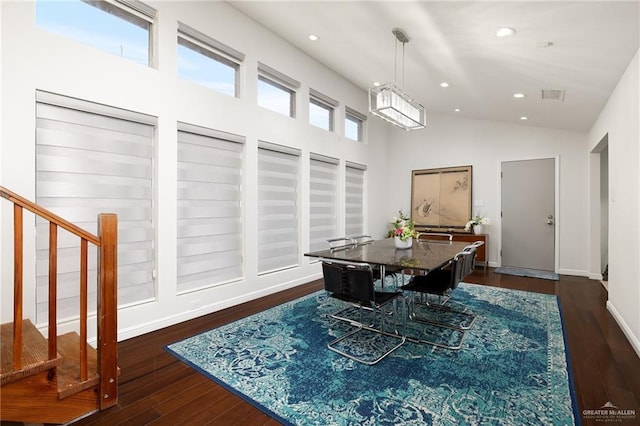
[97,213,118,410]
[80,238,88,381]
[48,222,58,361]
[13,204,23,370]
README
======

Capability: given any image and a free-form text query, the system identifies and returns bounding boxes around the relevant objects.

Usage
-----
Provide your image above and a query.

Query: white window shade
[177,22,245,62]
[35,92,156,322]
[345,163,366,237]
[309,154,339,252]
[257,144,300,274]
[177,126,244,293]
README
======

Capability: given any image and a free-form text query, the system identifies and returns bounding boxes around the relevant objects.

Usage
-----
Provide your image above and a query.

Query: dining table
[306,237,475,349]
[304,237,471,277]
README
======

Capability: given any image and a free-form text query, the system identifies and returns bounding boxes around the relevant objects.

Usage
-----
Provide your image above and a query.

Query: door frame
[497,155,560,272]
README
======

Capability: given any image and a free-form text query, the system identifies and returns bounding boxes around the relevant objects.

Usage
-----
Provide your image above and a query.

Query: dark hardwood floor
[65,270,639,425]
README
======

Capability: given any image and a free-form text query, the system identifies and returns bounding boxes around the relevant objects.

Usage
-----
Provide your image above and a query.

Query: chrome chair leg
[402,291,469,350]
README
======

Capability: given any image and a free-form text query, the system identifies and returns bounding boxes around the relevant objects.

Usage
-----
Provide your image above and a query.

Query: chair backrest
[449,251,468,290]
[418,232,453,242]
[327,236,356,251]
[461,245,478,276]
[322,260,375,306]
[349,234,374,245]
[461,241,484,275]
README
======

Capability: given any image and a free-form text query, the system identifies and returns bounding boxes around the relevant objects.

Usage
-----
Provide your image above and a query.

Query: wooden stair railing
[0,186,118,410]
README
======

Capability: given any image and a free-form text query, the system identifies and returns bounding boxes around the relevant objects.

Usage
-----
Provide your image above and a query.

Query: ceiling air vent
[541,89,565,101]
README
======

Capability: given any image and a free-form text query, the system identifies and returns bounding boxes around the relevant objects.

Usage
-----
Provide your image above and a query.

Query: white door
[501,158,556,271]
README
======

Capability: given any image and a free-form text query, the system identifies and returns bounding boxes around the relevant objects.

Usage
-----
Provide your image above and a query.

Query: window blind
[345,162,366,237]
[257,144,300,274]
[35,92,155,322]
[309,154,339,252]
[177,22,245,62]
[345,106,367,122]
[177,126,244,292]
[257,62,300,89]
[309,88,339,108]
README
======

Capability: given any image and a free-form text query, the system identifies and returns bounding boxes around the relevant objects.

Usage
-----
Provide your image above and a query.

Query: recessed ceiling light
[520,116,528,120]
[373,81,381,87]
[454,108,461,112]
[513,93,526,98]
[496,27,516,37]
[536,41,554,48]
[440,82,450,88]
[308,34,319,41]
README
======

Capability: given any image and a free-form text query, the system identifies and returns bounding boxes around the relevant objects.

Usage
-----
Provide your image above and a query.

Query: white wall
[383,113,590,275]
[0,1,390,340]
[589,49,640,356]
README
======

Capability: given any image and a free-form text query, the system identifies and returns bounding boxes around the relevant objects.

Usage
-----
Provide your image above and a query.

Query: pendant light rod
[392,28,410,89]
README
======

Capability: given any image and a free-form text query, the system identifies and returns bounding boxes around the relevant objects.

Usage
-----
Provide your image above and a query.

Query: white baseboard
[557,268,589,277]
[490,264,590,278]
[589,272,604,280]
[116,272,323,342]
[607,301,640,359]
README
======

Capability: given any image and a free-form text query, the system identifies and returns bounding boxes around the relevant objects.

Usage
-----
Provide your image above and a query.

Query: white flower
[465,215,490,231]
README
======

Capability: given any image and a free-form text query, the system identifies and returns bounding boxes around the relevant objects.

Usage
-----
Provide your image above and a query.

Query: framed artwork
[411,165,472,229]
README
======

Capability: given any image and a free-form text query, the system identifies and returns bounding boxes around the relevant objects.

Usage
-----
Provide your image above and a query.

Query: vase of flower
[389,210,419,249]
[465,214,490,235]
[394,236,413,249]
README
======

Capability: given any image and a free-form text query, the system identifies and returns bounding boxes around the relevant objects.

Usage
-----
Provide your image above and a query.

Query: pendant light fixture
[369,27,426,130]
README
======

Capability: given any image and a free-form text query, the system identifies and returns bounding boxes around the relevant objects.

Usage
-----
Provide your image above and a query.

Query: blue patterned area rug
[166,283,579,425]
[495,266,560,281]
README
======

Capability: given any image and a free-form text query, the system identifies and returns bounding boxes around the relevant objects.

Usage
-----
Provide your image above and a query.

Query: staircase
[0,186,119,424]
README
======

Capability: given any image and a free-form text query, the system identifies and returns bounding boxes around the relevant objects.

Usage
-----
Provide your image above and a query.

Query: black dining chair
[347,234,403,288]
[326,236,356,250]
[322,259,406,365]
[348,234,375,245]
[413,241,483,305]
[400,248,477,349]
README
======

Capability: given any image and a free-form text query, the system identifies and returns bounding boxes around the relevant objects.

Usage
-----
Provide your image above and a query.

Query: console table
[418,230,488,270]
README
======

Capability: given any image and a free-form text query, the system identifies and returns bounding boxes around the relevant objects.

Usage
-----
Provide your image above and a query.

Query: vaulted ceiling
[229,1,639,132]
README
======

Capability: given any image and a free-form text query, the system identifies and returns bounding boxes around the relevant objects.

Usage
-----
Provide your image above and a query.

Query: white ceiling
[228,1,639,132]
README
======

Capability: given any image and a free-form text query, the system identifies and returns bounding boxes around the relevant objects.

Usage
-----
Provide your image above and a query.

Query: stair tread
[1,319,60,385]
[56,332,99,398]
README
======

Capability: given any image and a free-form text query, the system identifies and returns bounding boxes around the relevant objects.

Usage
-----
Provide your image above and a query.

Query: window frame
[257,62,300,118]
[177,22,244,98]
[345,106,367,142]
[36,0,157,67]
[309,89,338,132]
